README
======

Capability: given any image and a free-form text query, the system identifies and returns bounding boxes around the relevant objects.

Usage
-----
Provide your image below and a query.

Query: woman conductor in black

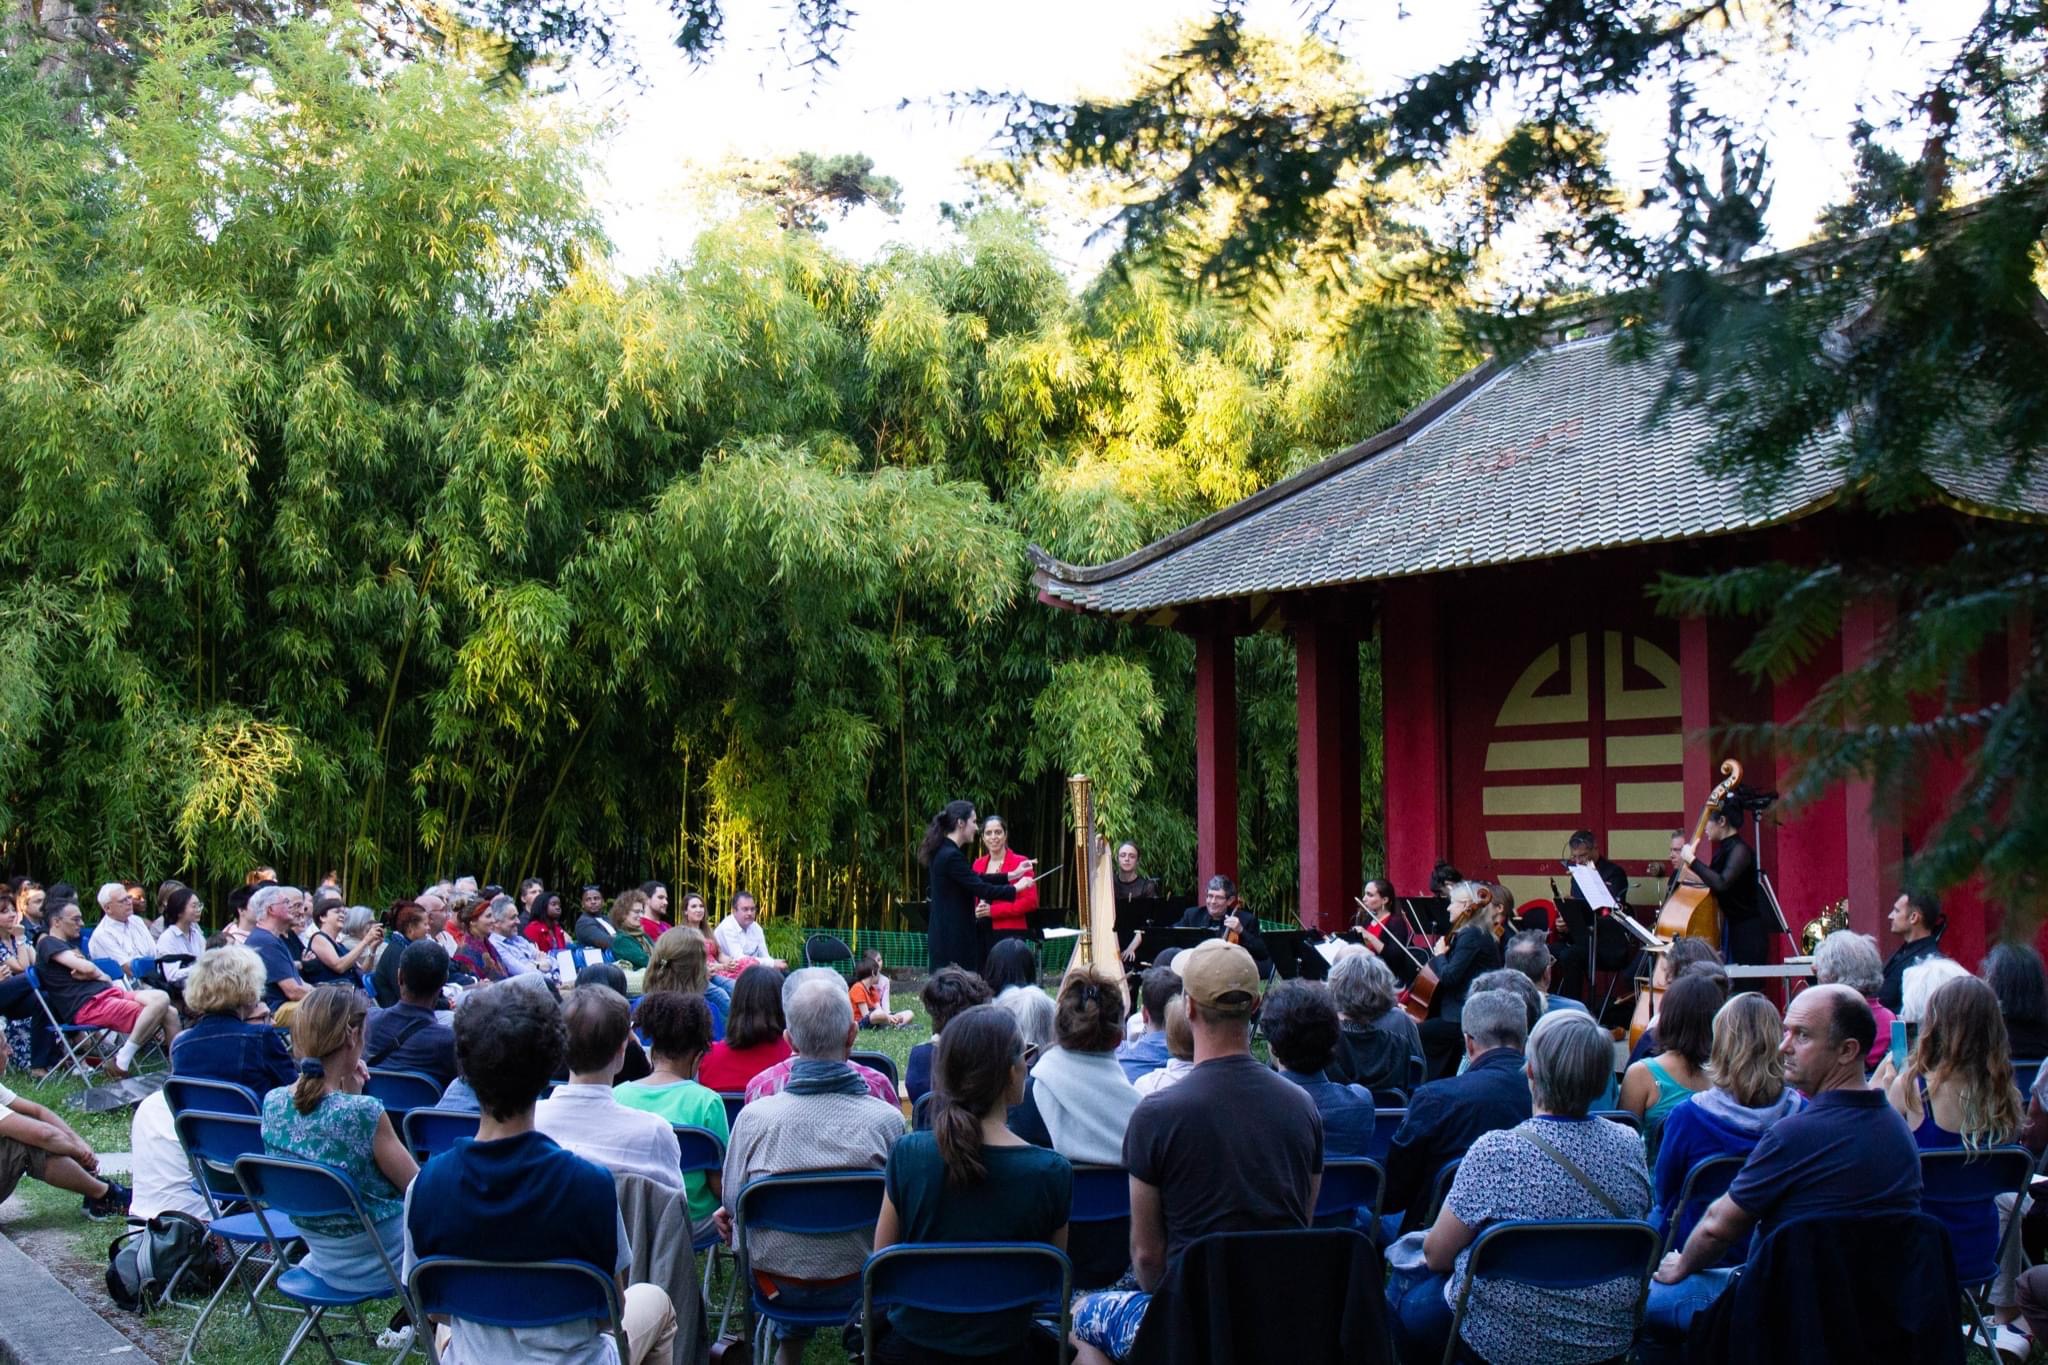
[920,801,1036,972]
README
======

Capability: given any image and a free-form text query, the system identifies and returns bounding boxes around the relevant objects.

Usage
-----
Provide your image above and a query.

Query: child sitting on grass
[850,951,914,1028]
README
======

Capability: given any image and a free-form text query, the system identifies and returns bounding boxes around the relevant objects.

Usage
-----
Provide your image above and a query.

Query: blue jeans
[1644,1268,1737,1336]
[1384,1261,1453,1363]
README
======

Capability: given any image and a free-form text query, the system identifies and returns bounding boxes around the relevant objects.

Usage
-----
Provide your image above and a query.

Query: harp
[1064,774,1124,989]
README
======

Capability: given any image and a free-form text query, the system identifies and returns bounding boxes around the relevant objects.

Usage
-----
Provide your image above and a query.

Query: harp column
[1192,608,1240,888]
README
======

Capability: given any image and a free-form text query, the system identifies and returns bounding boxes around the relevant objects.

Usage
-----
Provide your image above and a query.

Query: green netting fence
[783,919,1297,980]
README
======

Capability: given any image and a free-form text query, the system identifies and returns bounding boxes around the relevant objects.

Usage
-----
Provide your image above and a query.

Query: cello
[1349,893,1439,1022]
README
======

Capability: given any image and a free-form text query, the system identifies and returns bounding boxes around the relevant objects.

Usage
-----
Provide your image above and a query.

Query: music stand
[895,900,930,934]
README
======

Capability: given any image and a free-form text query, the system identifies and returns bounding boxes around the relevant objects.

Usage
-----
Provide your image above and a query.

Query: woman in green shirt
[874,1004,1071,1364]
[613,990,726,1226]
[609,888,655,971]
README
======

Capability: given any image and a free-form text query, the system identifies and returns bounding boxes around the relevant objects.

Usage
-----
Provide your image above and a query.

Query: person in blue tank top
[1620,971,1721,1162]
[402,983,678,1365]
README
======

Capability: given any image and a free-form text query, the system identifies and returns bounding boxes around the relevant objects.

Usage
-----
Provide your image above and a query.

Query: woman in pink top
[695,965,790,1092]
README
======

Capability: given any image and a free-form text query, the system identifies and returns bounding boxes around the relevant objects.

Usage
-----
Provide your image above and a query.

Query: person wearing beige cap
[1070,940,1323,1364]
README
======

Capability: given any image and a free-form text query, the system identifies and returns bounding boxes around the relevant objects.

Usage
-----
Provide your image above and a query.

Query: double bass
[1629,758,1744,1047]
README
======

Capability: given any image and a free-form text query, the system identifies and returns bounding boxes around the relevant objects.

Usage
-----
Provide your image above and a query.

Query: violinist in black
[1683,802,1766,965]
[1174,874,1270,976]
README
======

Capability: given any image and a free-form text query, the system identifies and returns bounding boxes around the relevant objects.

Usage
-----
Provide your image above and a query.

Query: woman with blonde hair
[259,985,417,1294]
[1132,994,1194,1097]
[645,928,730,1039]
[1421,881,1506,1079]
[1648,992,1802,1253]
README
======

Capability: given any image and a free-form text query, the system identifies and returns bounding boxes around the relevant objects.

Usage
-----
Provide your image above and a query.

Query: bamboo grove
[0,13,1463,925]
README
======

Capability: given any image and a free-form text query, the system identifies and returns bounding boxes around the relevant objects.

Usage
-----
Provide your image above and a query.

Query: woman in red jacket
[521,888,570,955]
[973,815,1039,947]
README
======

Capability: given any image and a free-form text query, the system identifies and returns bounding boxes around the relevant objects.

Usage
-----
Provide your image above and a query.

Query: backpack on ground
[105,1211,216,1311]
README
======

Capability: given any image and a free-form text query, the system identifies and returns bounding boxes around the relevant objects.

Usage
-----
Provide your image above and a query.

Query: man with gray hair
[1504,930,1592,1017]
[1327,952,1425,1092]
[89,883,157,976]
[713,967,902,1365]
[243,885,311,1016]
[1382,988,1533,1232]
[742,967,901,1104]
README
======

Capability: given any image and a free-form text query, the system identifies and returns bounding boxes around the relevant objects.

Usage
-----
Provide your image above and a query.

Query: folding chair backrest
[365,1067,444,1115]
[92,956,124,982]
[164,1076,262,1117]
[1314,1158,1384,1227]
[719,1091,747,1128]
[849,1049,900,1089]
[1368,1108,1406,1162]
[1425,1158,1461,1224]
[804,934,854,969]
[131,955,156,983]
[410,1256,622,1333]
[735,1171,886,1258]
[174,1111,266,1203]
[1069,1165,1131,1223]
[1371,1087,1409,1108]
[1920,1146,2034,1285]
[912,1092,934,1131]
[404,1107,482,1159]
[1666,1153,1749,1258]
[862,1243,1070,1337]
[1464,1219,1660,1290]
[233,1153,365,1224]
[2015,1059,2044,1098]
[673,1124,725,1176]
[1593,1109,1642,1132]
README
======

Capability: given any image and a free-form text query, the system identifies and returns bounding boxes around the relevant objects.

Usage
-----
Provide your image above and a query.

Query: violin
[1351,893,1440,1023]
[1223,896,1246,946]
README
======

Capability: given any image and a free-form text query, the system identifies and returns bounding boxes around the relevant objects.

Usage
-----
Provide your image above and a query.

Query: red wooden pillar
[1769,645,1848,932]
[1296,610,1362,933]
[1679,615,1714,824]
[1193,611,1240,886]
[1842,596,1905,944]
[1381,580,1447,895]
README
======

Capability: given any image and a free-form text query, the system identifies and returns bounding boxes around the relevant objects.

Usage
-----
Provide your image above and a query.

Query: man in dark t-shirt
[242,886,310,1016]
[1071,941,1320,1361]
[1646,984,1919,1333]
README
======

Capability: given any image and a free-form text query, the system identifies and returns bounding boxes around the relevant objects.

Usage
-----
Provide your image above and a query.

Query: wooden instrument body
[1065,775,1125,990]
[1628,975,1666,1050]
[1655,884,1720,943]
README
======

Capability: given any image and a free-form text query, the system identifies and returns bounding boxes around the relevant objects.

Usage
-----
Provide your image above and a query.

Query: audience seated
[302,896,379,993]
[873,1003,1072,1365]
[1811,930,1895,1070]
[982,939,1039,996]
[153,888,207,989]
[405,980,677,1365]
[646,928,730,1041]
[261,985,417,1294]
[0,1021,128,1218]
[1325,953,1423,1093]
[1262,979,1375,1158]
[1626,938,1723,1066]
[1983,944,2048,1060]
[34,899,179,1077]
[1383,988,1532,1232]
[712,892,787,971]
[570,962,653,1083]
[745,967,901,1106]
[129,1088,208,1222]
[370,902,430,1009]
[699,964,790,1093]
[534,986,683,1193]
[243,885,313,1018]
[1069,942,1320,1365]
[607,889,655,975]
[1027,968,1142,1167]
[1131,996,1193,1098]
[1650,985,1920,1334]
[1114,967,1182,1084]
[171,946,297,1093]
[1620,971,1722,1160]
[851,951,914,1028]
[613,991,727,1230]
[1650,992,1801,1251]
[1387,1011,1650,1364]
[905,966,992,1106]
[994,984,1055,1055]
[365,942,458,1092]
[1504,930,1591,1016]
[1900,953,1970,1023]
[89,881,158,975]
[1875,974,2025,1335]
[716,968,904,1365]
[489,894,559,986]
[450,895,507,984]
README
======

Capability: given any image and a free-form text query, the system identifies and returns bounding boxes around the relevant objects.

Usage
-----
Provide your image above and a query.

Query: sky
[563,0,1980,283]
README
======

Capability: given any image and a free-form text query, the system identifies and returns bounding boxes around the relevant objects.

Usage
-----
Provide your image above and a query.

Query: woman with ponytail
[921,800,1035,973]
[873,1004,1070,1364]
[260,984,418,1294]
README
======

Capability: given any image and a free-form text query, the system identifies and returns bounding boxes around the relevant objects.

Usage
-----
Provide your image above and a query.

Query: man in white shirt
[90,883,158,976]
[487,896,558,983]
[712,892,785,969]
[535,986,681,1192]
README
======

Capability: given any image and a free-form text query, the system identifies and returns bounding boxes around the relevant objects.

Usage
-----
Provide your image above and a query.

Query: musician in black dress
[1175,874,1270,976]
[1419,880,1506,1079]
[919,801,1035,972]
[1682,802,1766,966]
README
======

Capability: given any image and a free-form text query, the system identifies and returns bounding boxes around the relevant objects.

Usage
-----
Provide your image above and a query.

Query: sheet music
[1569,863,1619,911]
[1041,927,1082,940]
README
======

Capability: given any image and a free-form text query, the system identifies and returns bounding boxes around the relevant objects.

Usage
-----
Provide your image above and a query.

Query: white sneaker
[375,1325,415,1352]
[1991,1322,2030,1363]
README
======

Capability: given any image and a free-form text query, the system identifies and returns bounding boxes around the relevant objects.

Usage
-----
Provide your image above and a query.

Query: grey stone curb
[0,1228,143,1363]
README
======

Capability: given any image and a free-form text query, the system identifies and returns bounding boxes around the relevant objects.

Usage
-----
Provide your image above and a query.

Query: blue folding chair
[733,1170,886,1365]
[92,955,126,983]
[172,1111,302,1365]
[409,1257,623,1365]
[233,1152,420,1365]
[164,1075,262,1117]
[1661,1153,1749,1261]
[1368,1107,1406,1162]
[718,1091,747,1129]
[1442,1219,1661,1365]
[1920,1145,2035,1323]
[912,1092,935,1131]
[849,1049,900,1091]
[1424,1158,1462,1225]
[403,1107,481,1160]
[23,966,120,1086]
[1593,1109,1642,1132]
[1371,1087,1409,1109]
[673,1123,734,1326]
[1313,1157,1385,1229]
[2015,1059,2044,1098]
[365,1067,444,1117]
[1068,1164,1133,1290]
[861,1243,1072,1364]
[131,954,158,984]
